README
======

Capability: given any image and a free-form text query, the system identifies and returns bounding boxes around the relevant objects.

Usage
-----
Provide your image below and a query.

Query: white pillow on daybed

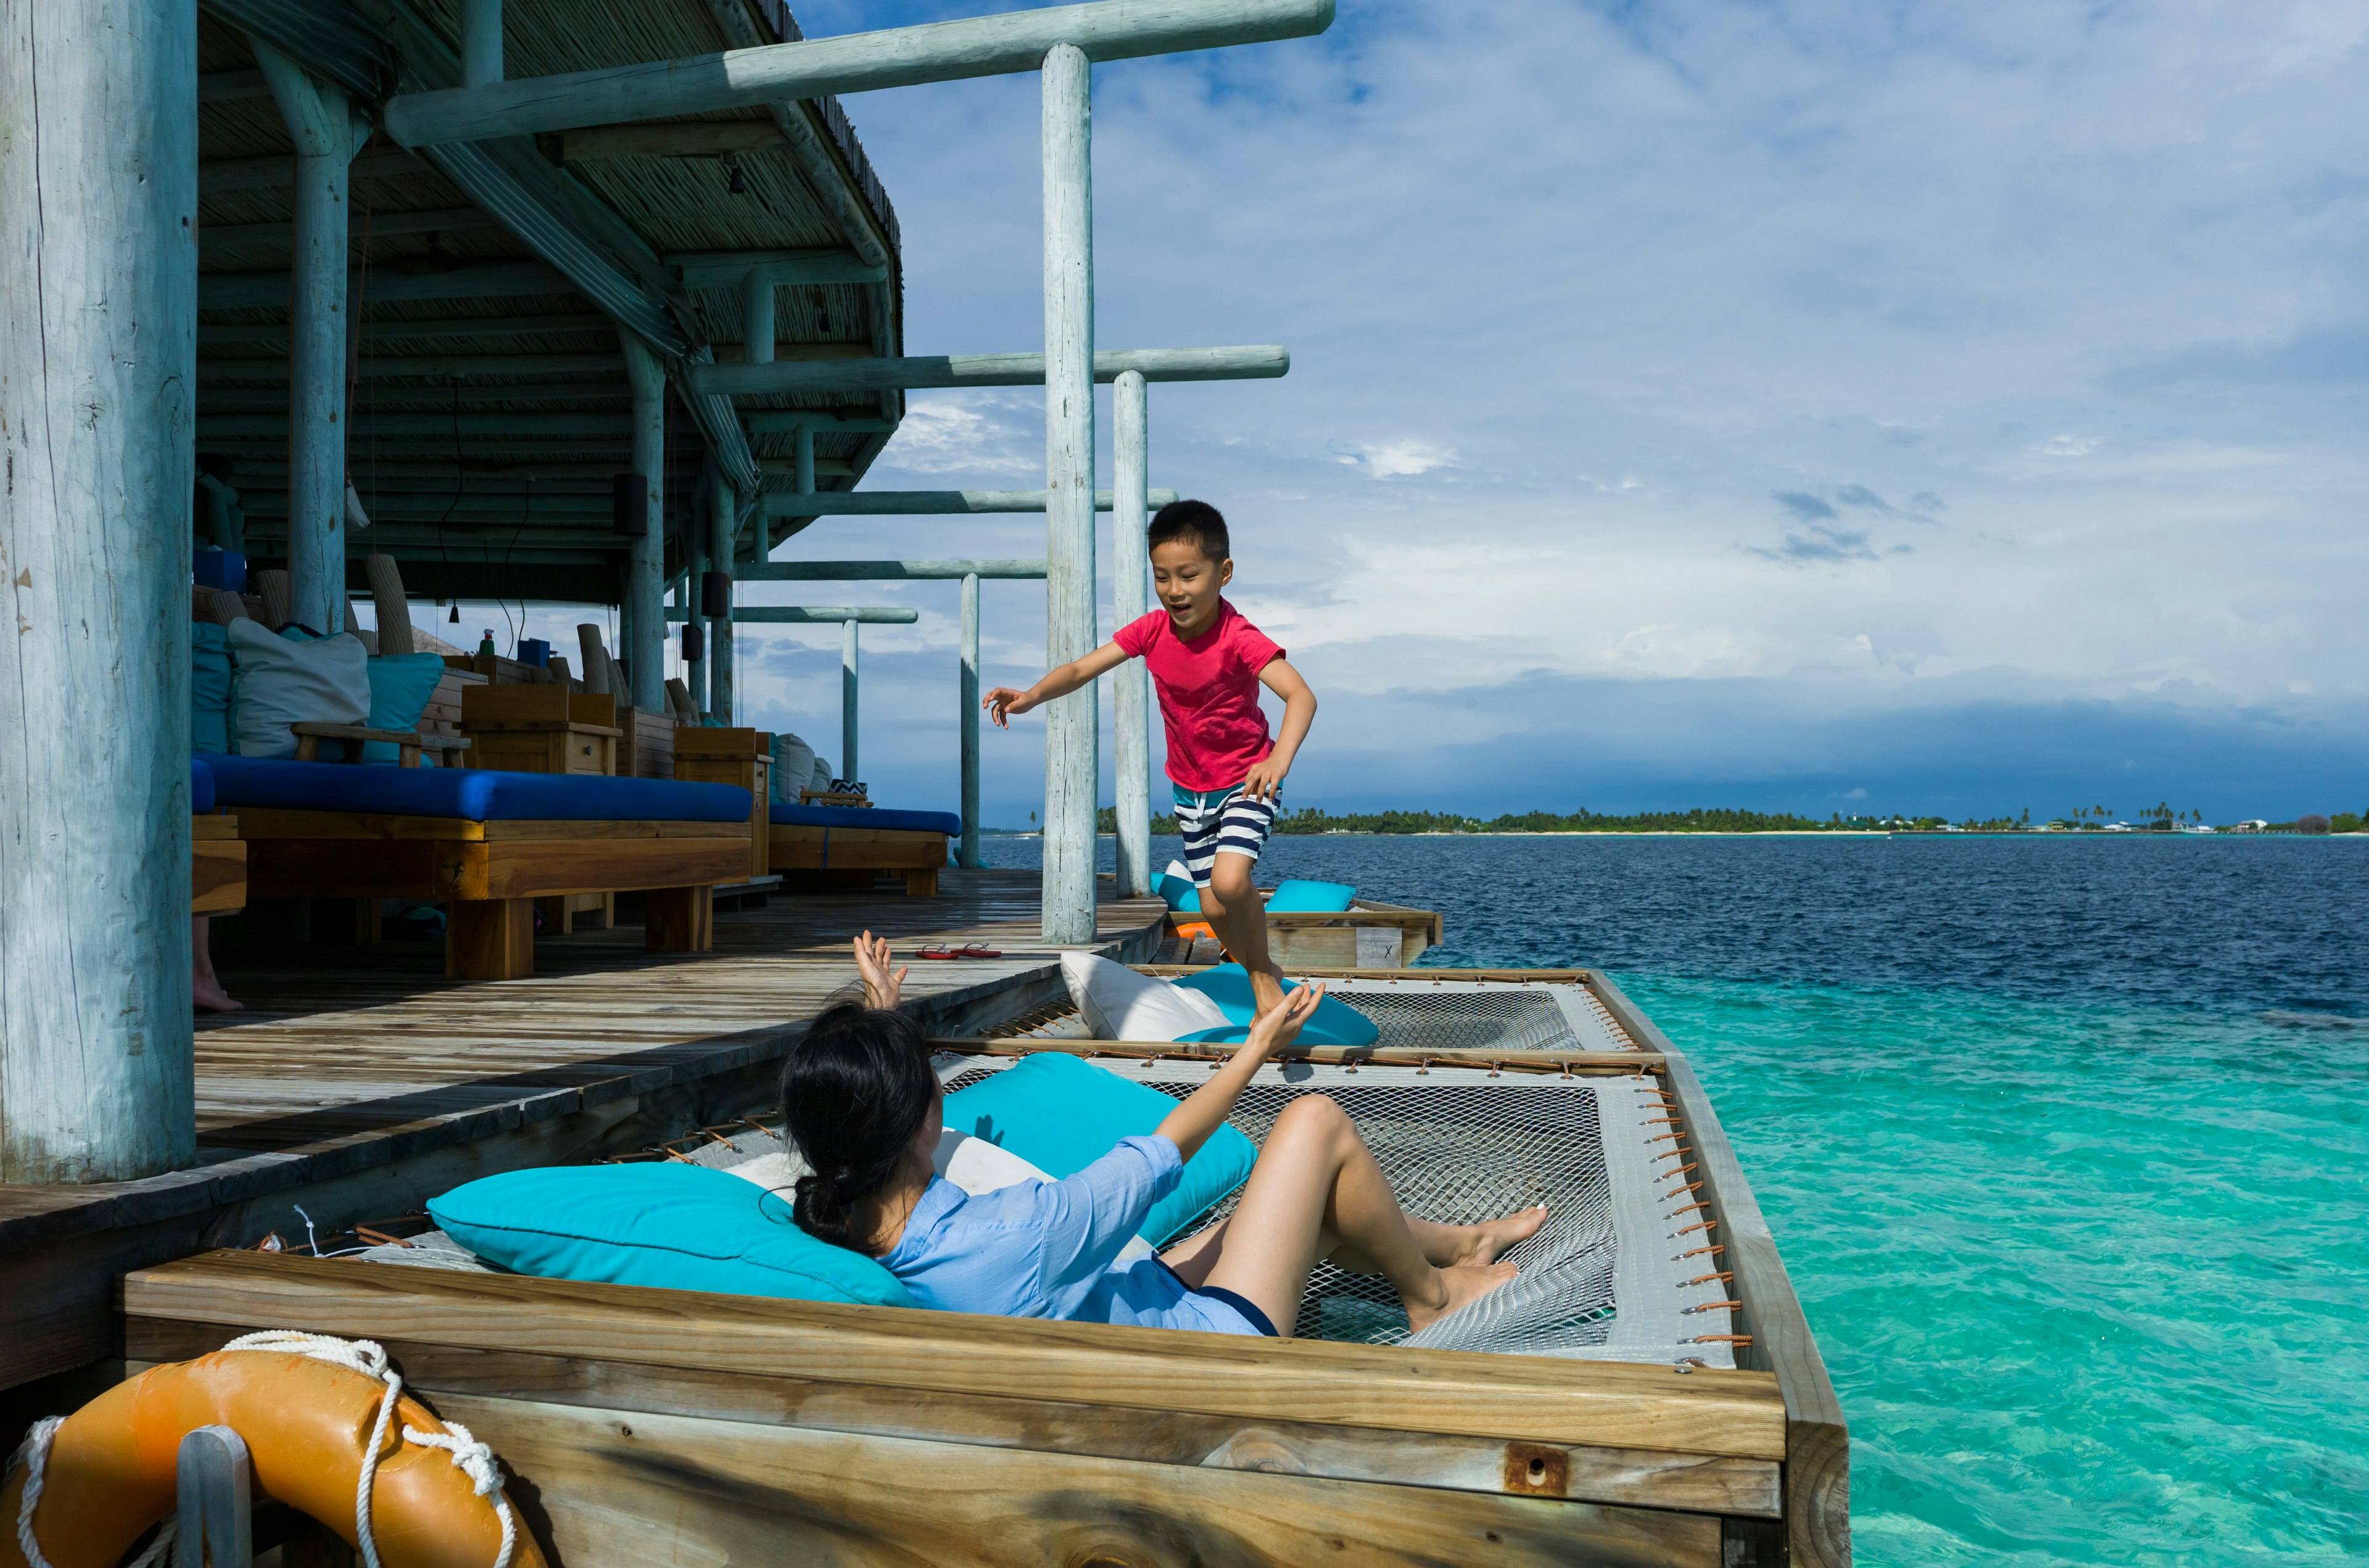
[1060,952,1230,1043]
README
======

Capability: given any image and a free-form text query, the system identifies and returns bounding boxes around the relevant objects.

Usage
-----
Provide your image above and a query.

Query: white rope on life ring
[7,1331,518,1568]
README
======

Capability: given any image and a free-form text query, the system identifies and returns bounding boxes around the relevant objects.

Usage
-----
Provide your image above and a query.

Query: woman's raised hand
[854,930,907,1010]
[1242,981,1324,1062]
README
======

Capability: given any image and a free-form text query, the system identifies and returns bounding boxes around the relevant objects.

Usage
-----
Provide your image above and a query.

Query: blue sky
[614,2,2369,823]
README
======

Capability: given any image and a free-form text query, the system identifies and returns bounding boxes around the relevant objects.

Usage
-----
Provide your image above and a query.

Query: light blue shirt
[879,1133,1259,1335]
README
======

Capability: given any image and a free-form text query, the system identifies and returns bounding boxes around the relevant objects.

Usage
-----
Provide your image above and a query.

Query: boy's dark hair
[1147,498,1229,563]
[777,1001,937,1252]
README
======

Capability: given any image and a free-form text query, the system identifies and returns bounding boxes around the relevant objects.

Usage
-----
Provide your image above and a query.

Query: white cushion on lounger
[726,1126,1156,1262]
[1061,952,1231,1043]
[228,620,370,758]
[770,732,817,802]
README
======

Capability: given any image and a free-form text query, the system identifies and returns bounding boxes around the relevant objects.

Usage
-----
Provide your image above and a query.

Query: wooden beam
[758,488,1176,517]
[200,207,500,251]
[688,344,1289,397]
[961,571,983,869]
[120,1253,1789,1458]
[123,1326,1784,1517]
[561,120,785,160]
[621,332,666,711]
[198,147,426,196]
[738,559,1047,580]
[199,260,577,311]
[201,411,632,437]
[0,0,199,1182]
[667,247,885,289]
[1042,40,1098,948]
[842,619,861,782]
[663,607,917,625]
[381,0,1338,147]
[199,312,617,346]
[201,352,626,382]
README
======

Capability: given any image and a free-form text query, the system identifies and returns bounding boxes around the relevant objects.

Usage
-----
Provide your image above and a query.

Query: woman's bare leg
[1162,1096,1531,1335]
[192,915,242,1013]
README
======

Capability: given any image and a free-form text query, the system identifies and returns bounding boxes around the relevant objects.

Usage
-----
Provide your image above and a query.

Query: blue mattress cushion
[201,754,750,822]
[768,802,962,836]
[938,1051,1257,1247]
[1170,963,1382,1049]
[429,1163,915,1308]
[191,758,216,815]
[1266,878,1356,913]
[191,624,234,756]
[1154,871,1204,914]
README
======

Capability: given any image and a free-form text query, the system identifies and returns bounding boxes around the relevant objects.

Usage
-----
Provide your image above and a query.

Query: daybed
[189,759,246,915]
[768,802,959,896]
[202,756,753,980]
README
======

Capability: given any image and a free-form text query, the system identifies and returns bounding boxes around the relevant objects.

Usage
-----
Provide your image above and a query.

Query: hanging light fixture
[448,604,460,623]
[726,160,746,196]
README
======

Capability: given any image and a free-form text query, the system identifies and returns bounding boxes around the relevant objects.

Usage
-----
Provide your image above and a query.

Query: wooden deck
[0,870,1166,1393]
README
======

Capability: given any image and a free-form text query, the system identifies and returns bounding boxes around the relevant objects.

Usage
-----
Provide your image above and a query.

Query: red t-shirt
[1113,600,1285,792]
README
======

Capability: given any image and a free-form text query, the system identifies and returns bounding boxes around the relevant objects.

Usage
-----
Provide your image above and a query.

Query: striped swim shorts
[1173,782,1278,886]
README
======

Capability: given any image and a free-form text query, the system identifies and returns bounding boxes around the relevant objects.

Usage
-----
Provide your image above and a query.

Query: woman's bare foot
[193,980,242,1013]
[1450,1205,1548,1266]
[1404,1260,1519,1334]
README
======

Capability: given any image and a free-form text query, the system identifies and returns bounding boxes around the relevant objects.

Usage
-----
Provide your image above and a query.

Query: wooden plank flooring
[1,870,1164,1243]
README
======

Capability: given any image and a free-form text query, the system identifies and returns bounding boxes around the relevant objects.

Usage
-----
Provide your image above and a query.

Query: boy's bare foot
[1453,1205,1548,1266]
[1247,964,1290,1018]
[194,981,242,1013]
[1404,1260,1518,1334]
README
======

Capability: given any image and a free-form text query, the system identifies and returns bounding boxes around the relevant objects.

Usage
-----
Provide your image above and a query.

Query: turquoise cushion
[428,1162,915,1308]
[1171,963,1381,1048]
[1155,872,1203,914]
[1267,878,1355,913]
[940,1052,1255,1246]
[362,653,449,764]
[192,624,233,756]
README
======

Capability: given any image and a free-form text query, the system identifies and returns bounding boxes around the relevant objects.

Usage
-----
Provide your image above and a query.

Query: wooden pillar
[959,572,983,869]
[254,41,362,635]
[0,0,199,1182]
[1112,369,1152,896]
[619,332,666,712]
[684,494,708,716]
[794,424,815,495]
[708,470,736,725]
[1040,41,1097,945]
[841,618,860,785]
[460,0,502,87]
[742,270,775,366]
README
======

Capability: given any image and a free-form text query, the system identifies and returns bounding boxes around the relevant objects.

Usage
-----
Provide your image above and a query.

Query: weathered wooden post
[960,572,983,868]
[1112,369,1152,896]
[685,490,708,716]
[742,269,774,366]
[0,0,199,1181]
[1041,41,1097,944]
[794,423,816,496]
[842,618,861,784]
[254,41,366,634]
[460,0,502,87]
[619,332,666,711]
[708,471,737,724]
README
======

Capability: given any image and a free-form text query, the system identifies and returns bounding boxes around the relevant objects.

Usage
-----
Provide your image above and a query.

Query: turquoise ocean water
[992,832,2369,1565]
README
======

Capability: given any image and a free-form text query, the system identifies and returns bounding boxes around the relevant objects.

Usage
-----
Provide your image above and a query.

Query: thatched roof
[194,0,904,605]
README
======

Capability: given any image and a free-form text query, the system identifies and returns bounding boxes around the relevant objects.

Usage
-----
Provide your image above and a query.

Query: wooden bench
[191,812,246,915]
[768,803,956,897]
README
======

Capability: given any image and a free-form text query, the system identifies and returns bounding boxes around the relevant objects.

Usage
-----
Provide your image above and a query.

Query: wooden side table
[675,727,772,882]
[458,685,624,932]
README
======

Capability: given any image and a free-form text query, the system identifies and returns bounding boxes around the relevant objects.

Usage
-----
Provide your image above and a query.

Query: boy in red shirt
[986,500,1317,1016]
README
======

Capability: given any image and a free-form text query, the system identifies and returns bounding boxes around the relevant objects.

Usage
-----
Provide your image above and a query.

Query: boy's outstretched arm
[983,641,1133,728]
[1242,657,1317,802]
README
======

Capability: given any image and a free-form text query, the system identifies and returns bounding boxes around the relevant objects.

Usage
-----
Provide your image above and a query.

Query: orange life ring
[1,1339,545,1568]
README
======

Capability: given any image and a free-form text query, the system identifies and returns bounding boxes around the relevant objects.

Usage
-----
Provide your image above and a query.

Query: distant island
[1082,805,2367,836]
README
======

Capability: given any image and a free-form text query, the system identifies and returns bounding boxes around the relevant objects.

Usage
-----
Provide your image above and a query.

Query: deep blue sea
[981,832,2369,1566]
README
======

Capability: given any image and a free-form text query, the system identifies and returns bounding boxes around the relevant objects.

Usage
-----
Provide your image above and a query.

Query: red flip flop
[911,945,957,960]
[955,944,1003,959]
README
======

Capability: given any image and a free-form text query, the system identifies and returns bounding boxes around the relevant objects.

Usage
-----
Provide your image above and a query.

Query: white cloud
[1339,439,1456,479]
[2043,435,2097,458]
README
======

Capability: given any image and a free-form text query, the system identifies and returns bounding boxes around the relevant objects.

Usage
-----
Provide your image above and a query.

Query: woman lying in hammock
[777,933,1545,1339]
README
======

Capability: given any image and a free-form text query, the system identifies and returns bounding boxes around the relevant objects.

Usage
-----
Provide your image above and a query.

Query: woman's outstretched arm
[1154,983,1323,1160]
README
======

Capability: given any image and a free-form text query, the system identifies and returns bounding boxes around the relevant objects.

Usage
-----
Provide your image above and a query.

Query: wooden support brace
[642,885,714,953]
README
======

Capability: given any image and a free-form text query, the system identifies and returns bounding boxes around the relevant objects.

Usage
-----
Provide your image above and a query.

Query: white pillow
[771,732,817,802]
[809,755,834,794]
[228,621,371,758]
[1060,952,1230,1042]
[725,1128,1156,1263]
[1165,858,1193,885]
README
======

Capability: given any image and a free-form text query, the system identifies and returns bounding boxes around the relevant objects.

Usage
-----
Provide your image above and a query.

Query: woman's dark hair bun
[778,1002,936,1252]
